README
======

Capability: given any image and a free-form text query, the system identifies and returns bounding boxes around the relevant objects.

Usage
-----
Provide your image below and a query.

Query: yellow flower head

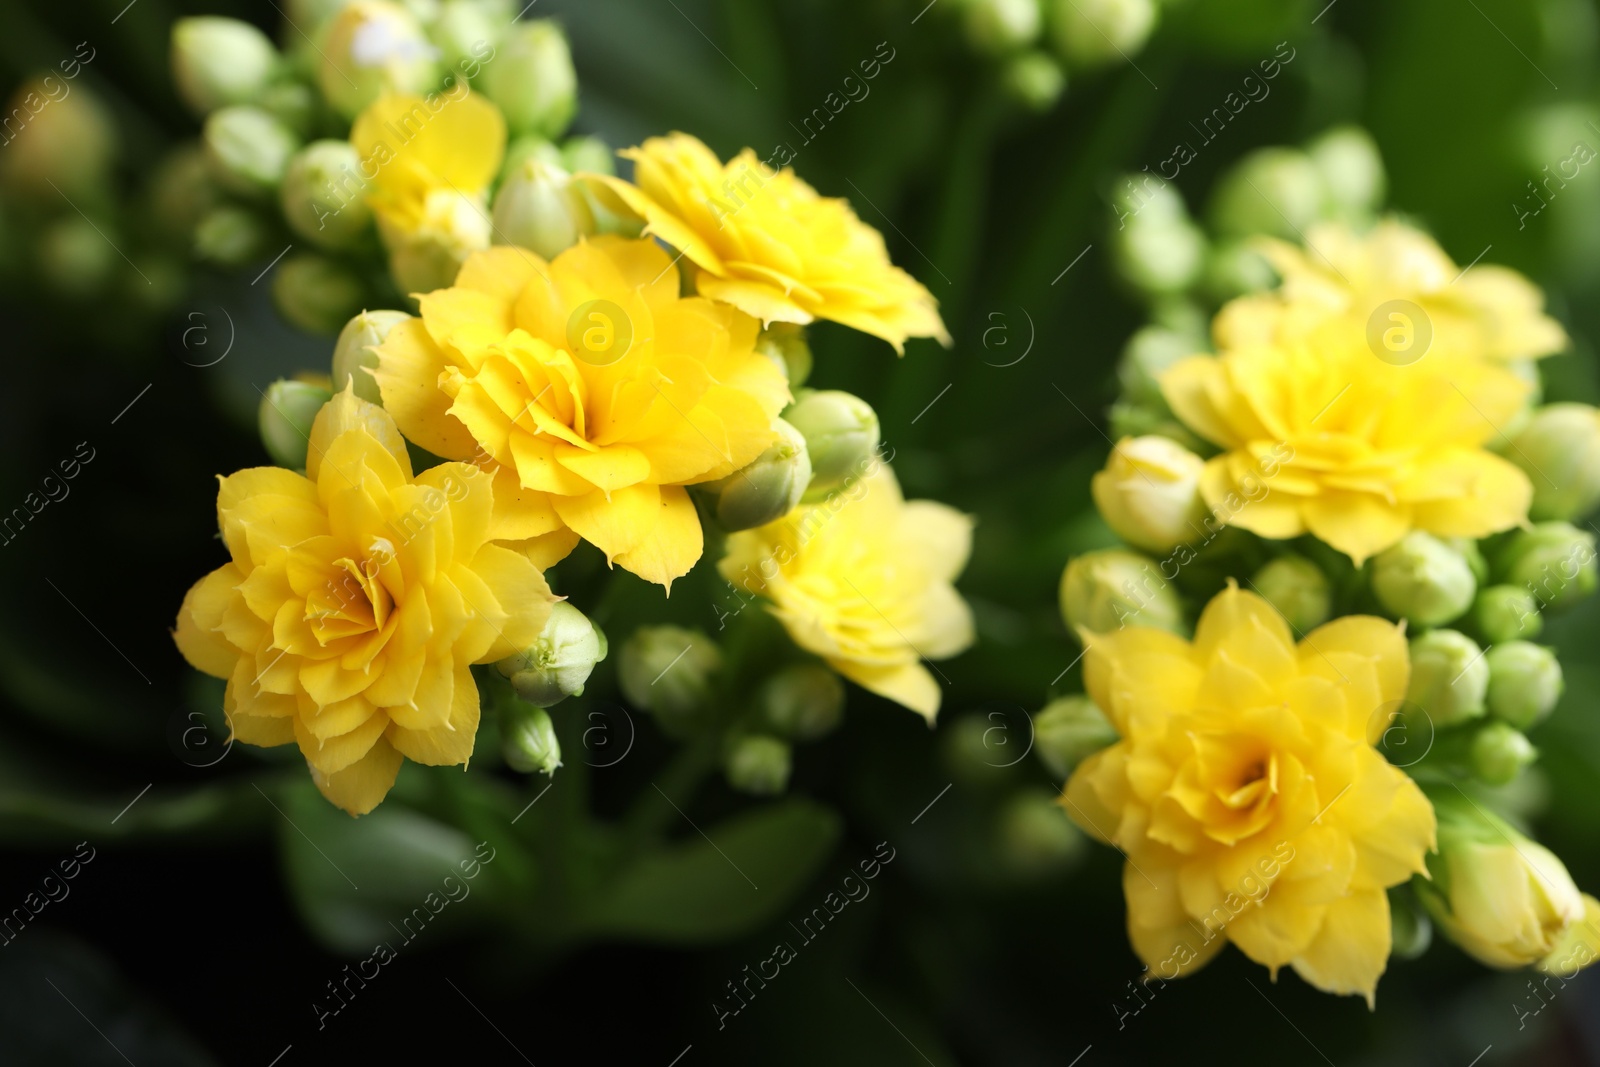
[371,237,792,588]
[1064,585,1435,1004]
[1161,338,1533,564]
[173,389,554,815]
[719,464,974,721]
[588,133,950,353]
[1216,219,1568,364]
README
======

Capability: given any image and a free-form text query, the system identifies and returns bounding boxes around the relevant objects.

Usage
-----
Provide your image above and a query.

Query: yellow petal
[387,663,479,765]
[830,658,942,721]
[174,566,243,678]
[311,735,404,816]
[307,386,412,484]
[612,484,705,590]
[372,317,481,459]
[1289,889,1391,1006]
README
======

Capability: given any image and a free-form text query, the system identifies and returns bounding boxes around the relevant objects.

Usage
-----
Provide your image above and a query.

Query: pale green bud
[1306,125,1385,222]
[724,735,792,796]
[1405,629,1489,728]
[501,135,564,183]
[1116,325,1198,408]
[194,204,271,266]
[429,0,499,77]
[1470,720,1538,786]
[755,323,813,388]
[1106,405,1209,455]
[1032,695,1117,779]
[1111,214,1207,295]
[39,217,116,300]
[170,17,280,115]
[1446,536,1490,586]
[1470,584,1542,644]
[318,0,441,120]
[997,789,1086,877]
[1047,0,1157,67]
[0,80,117,202]
[1110,173,1188,227]
[1091,435,1208,553]
[1205,239,1278,302]
[1370,531,1477,627]
[281,140,374,249]
[618,626,722,736]
[501,704,561,775]
[964,0,1042,56]
[703,419,811,531]
[562,135,615,177]
[480,19,577,139]
[786,390,880,504]
[272,253,368,335]
[259,81,320,138]
[496,601,608,708]
[1000,51,1066,112]
[1496,521,1598,613]
[203,106,300,198]
[1251,555,1331,632]
[1059,548,1185,638]
[259,378,333,468]
[1485,641,1563,730]
[490,158,595,259]
[150,146,219,239]
[332,309,411,403]
[758,664,845,740]
[1208,148,1325,240]
[1509,404,1600,521]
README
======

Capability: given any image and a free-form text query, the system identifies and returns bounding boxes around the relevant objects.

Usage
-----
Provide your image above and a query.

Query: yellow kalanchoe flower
[1064,585,1436,1005]
[587,133,950,353]
[719,465,974,721]
[371,237,791,588]
[173,389,555,816]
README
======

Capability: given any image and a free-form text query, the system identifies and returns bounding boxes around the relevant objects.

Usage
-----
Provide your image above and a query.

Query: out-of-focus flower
[757,664,845,740]
[1508,403,1600,521]
[1538,894,1600,977]
[1369,531,1477,627]
[281,140,374,250]
[1064,585,1434,1004]
[1406,629,1489,727]
[1046,0,1158,68]
[618,625,722,735]
[784,390,879,503]
[173,389,555,815]
[332,309,412,404]
[479,20,577,139]
[318,1,441,120]
[490,158,594,260]
[258,377,332,468]
[724,734,792,796]
[1485,641,1563,730]
[1059,547,1184,637]
[170,17,279,115]
[1250,555,1331,632]
[1091,435,1208,553]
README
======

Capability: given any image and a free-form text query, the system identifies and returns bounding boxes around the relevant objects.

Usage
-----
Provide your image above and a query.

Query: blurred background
[4,0,1600,1063]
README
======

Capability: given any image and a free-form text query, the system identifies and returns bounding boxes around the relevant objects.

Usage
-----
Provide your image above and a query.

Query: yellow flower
[587,133,950,353]
[1161,339,1533,564]
[719,464,974,721]
[172,389,554,815]
[1063,585,1436,1004]
[371,237,791,588]
[1215,219,1567,364]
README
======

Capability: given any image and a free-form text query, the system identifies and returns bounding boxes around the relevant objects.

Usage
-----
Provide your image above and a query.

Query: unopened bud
[429,0,499,77]
[1485,641,1563,730]
[1306,125,1385,223]
[1205,239,1278,302]
[1370,531,1477,627]
[963,0,1042,57]
[39,217,116,300]
[1112,214,1207,295]
[618,625,722,736]
[171,17,279,115]
[724,734,792,796]
[1251,555,1331,632]
[756,323,813,388]
[281,140,374,249]
[1000,51,1066,112]
[203,106,300,198]
[0,80,117,202]
[260,81,320,138]
[785,390,880,504]
[495,601,607,708]
[318,1,441,120]
[272,253,368,335]
[259,378,333,469]
[1091,435,1208,553]
[1405,629,1489,728]
[1470,584,1542,644]
[1208,148,1325,240]
[1470,720,1537,786]
[490,158,595,259]
[1059,548,1185,637]
[501,704,561,775]
[1509,404,1600,521]
[194,204,271,267]
[383,188,493,292]
[1032,695,1116,779]
[561,135,615,177]
[480,19,577,139]
[998,789,1086,877]
[1496,521,1598,613]
[501,135,564,183]
[1047,0,1157,68]
[332,309,411,403]
[757,664,844,740]
[704,419,811,531]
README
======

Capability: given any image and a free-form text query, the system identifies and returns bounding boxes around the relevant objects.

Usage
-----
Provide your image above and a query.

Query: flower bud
[490,158,595,259]
[997,789,1086,877]
[495,601,608,708]
[1059,548,1185,638]
[39,218,116,300]
[1447,536,1490,586]
[999,51,1066,113]
[1109,173,1187,228]
[1496,521,1598,613]
[0,80,117,202]
[170,17,280,115]
[963,0,1042,57]
[1306,125,1385,222]
[723,734,792,796]
[1537,893,1600,978]
[1485,641,1563,731]
[1208,148,1325,240]
[317,1,441,120]
[281,140,374,249]
[1370,531,1477,627]
[1418,790,1584,968]
[1470,584,1543,643]
[259,378,333,468]
[501,135,565,183]
[381,188,493,292]
[429,0,499,77]
[480,19,577,139]
[1405,629,1489,727]
[274,254,368,335]
[1032,695,1117,779]
[501,704,561,775]
[332,309,411,403]
[1509,404,1600,521]
[942,714,1021,791]
[194,204,271,267]
[1111,214,1207,295]
[1204,239,1278,302]
[786,390,881,504]
[562,135,615,177]
[1250,555,1332,632]
[1091,435,1208,553]
[1116,325,1200,407]
[203,106,300,198]
[260,81,320,138]
[1047,0,1157,68]
[617,625,723,736]
[757,664,845,740]
[1470,720,1537,786]
[703,419,811,531]
[755,323,813,388]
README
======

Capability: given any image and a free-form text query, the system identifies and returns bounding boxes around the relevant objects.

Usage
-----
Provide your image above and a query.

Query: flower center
[305,548,394,646]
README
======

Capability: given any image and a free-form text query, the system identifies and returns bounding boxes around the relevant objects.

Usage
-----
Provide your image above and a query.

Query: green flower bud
[203,106,300,198]
[1509,404,1600,521]
[755,323,813,388]
[501,135,564,183]
[1032,695,1117,779]
[1496,521,1598,613]
[318,1,441,120]
[0,80,117,202]
[1387,887,1433,960]
[1485,641,1563,730]
[170,17,280,115]
[785,390,880,504]
[964,0,1042,57]
[702,418,811,532]
[259,378,333,468]
[501,703,561,775]
[1446,536,1490,586]
[1405,629,1489,728]
[724,734,792,796]
[1470,584,1542,644]
[1208,148,1325,240]
[1205,239,1278,302]
[1251,555,1331,632]
[1091,435,1208,553]
[260,81,321,138]
[758,664,845,740]
[429,0,499,77]
[281,140,374,249]
[562,135,615,177]
[149,147,222,240]
[1047,0,1157,68]
[1306,125,1385,222]
[480,19,577,139]
[194,204,271,267]
[997,789,1085,877]
[1109,173,1187,228]
[1000,51,1066,112]
[332,309,411,402]
[490,158,595,259]
[495,601,607,708]
[617,625,723,736]
[1111,214,1207,295]
[1370,531,1477,627]
[272,253,368,335]
[1116,325,1201,407]
[1470,720,1538,786]
[39,217,116,300]
[1106,404,1208,454]
[1059,548,1185,638]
